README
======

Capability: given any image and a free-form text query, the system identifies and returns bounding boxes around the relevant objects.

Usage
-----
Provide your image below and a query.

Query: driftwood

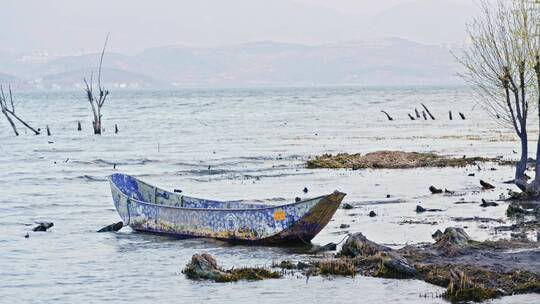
[421,103,435,120]
[381,111,393,121]
[416,205,443,213]
[97,221,123,232]
[0,86,40,136]
[33,222,54,232]
[480,199,498,207]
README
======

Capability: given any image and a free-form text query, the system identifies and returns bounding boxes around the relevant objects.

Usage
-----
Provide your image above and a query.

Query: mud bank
[276,228,540,303]
[306,151,513,169]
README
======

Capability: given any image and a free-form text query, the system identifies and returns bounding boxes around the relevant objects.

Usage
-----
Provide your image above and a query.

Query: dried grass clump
[307,151,509,169]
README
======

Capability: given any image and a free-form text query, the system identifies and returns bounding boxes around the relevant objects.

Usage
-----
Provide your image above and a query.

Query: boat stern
[262,190,346,244]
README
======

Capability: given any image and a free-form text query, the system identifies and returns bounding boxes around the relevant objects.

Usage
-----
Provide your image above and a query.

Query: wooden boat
[109,173,346,244]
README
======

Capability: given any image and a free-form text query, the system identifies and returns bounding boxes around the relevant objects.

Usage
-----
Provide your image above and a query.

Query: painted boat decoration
[109,173,346,244]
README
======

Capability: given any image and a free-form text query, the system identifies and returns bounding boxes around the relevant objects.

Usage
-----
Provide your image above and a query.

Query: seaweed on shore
[306,151,512,169]
[183,253,281,282]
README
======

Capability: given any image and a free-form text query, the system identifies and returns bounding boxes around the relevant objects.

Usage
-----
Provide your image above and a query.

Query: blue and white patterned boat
[109,173,346,244]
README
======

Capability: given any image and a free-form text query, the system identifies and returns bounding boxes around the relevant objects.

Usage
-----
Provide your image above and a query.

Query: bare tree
[84,34,110,135]
[0,86,40,136]
[526,0,540,192]
[456,0,539,191]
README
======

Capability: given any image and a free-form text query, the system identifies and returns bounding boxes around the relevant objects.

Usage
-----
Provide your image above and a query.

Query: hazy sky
[2,0,475,55]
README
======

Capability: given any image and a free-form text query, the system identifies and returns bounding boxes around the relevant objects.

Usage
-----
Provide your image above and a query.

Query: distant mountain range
[1,38,464,90]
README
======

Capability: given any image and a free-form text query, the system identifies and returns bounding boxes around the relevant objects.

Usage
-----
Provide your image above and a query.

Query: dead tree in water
[84,34,110,135]
[421,103,435,120]
[414,108,420,118]
[381,111,393,121]
[456,0,539,192]
[0,86,40,136]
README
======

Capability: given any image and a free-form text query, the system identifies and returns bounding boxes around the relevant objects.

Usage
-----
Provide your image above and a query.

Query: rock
[32,222,54,232]
[174,189,182,193]
[506,202,539,217]
[416,205,427,213]
[303,187,309,193]
[339,224,350,229]
[432,229,443,241]
[24,233,29,238]
[311,242,337,253]
[508,190,523,199]
[468,173,475,177]
[480,199,498,208]
[342,203,354,210]
[339,233,416,278]
[510,231,528,242]
[340,233,391,257]
[386,194,391,198]
[97,221,124,232]
[435,227,471,247]
[276,260,295,269]
[183,253,229,281]
[480,180,495,190]
[183,253,281,282]
[297,261,312,270]
[377,251,417,278]
[429,186,443,194]
[368,211,377,217]
[416,205,443,213]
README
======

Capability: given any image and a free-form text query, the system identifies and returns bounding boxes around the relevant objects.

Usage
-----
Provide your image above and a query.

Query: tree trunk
[515,132,528,192]
[1,110,19,136]
[6,110,40,135]
[93,120,101,134]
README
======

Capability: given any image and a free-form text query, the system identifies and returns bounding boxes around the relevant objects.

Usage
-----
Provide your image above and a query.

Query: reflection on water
[0,87,537,303]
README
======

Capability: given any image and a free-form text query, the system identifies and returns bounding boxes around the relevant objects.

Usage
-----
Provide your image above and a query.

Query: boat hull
[109,174,345,244]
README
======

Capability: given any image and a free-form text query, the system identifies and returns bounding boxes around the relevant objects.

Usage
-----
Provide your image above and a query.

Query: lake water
[1,87,538,303]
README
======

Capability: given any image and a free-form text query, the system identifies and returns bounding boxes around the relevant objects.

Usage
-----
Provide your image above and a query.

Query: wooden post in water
[449,111,453,120]
[415,108,420,118]
[408,113,415,120]
[115,124,118,134]
[459,112,466,120]
[422,111,427,120]
[77,121,82,131]
[46,125,51,136]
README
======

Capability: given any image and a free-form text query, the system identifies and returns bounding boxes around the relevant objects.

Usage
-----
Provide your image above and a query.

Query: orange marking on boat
[274,210,286,221]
